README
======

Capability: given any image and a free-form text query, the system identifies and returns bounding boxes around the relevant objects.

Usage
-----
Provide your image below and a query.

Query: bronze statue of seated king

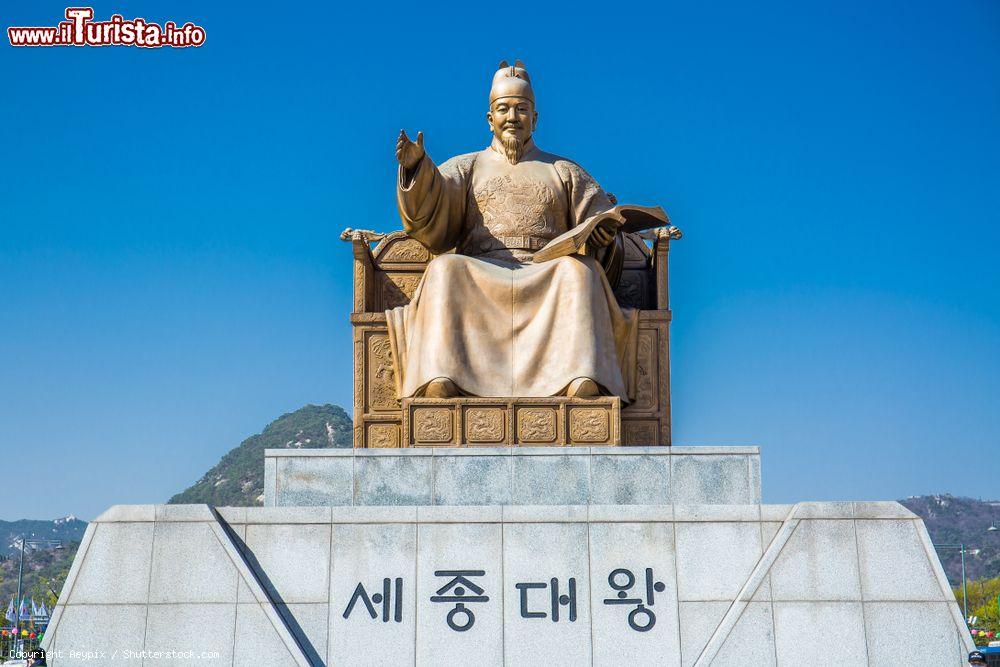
[344,61,680,448]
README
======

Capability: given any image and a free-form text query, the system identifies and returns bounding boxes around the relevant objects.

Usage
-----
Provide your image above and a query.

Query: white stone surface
[590,453,671,504]
[713,601,776,666]
[503,522,592,665]
[589,522,681,666]
[588,504,673,522]
[330,505,417,523]
[355,454,433,505]
[154,504,216,521]
[265,446,763,507]
[329,523,417,665]
[416,523,504,666]
[144,603,236,666]
[264,456,277,507]
[673,503,760,522]
[243,523,331,603]
[416,505,504,523]
[148,521,238,603]
[670,454,759,504]
[864,601,964,666]
[856,519,944,601]
[216,506,247,524]
[234,603,296,665]
[773,601,868,665]
[760,520,782,546]
[92,504,156,522]
[502,504,588,523]
[769,519,862,601]
[70,522,153,604]
[278,602,330,666]
[761,504,794,521]
[510,452,590,505]
[432,453,513,505]
[245,505,333,523]
[853,501,916,519]
[45,501,972,667]
[791,501,855,519]
[678,600,729,666]
[46,604,147,665]
[675,521,762,601]
[276,455,354,506]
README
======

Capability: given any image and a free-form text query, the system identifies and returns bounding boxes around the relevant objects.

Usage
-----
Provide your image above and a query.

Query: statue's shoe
[425,378,459,398]
[566,378,600,398]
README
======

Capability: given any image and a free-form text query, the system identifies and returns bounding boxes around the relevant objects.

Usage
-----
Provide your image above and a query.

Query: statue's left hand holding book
[533,204,671,262]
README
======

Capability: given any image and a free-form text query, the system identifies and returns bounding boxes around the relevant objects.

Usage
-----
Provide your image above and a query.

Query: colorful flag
[4,599,14,625]
[17,599,28,622]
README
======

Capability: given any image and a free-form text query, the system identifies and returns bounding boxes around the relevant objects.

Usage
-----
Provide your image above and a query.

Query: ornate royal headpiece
[489,60,534,105]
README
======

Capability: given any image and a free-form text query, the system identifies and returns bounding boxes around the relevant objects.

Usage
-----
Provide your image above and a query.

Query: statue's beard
[500,133,525,165]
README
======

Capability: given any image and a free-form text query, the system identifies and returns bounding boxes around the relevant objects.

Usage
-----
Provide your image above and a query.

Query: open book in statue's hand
[532,204,671,262]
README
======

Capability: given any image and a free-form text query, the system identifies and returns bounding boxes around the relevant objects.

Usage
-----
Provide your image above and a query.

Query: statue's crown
[489,60,534,105]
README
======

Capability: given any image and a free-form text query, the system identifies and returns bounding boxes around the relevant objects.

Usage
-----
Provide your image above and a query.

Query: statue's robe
[388,138,638,400]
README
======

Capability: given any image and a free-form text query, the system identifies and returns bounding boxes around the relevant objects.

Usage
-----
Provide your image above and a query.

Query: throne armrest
[341,228,383,313]
[641,226,681,311]
[342,228,434,313]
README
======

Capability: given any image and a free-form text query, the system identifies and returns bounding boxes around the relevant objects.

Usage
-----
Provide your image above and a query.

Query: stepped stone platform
[42,447,975,666]
[264,446,762,507]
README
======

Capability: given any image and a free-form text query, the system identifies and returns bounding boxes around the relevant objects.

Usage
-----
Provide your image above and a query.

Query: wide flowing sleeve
[555,159,624,287]
[396,153,475,254]
[555,159,613,225]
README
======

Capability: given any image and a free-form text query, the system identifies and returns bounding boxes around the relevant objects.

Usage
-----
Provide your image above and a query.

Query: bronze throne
[344,227,679,448]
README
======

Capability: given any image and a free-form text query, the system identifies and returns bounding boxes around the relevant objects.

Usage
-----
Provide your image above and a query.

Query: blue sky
[2,0,998,520]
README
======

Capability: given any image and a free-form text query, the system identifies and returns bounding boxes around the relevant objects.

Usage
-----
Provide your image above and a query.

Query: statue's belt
[474,236,550,251]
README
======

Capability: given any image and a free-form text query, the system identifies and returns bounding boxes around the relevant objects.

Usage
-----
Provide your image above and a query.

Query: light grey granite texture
[43,500,974,666]
[264,446,762,507]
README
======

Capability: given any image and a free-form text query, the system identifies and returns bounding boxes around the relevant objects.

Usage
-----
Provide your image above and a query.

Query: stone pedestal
[42,448,975,666]
[264,446,761,508]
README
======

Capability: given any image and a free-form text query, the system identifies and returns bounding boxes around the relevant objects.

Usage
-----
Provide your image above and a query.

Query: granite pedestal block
[264,446,762,507]
[43,501,973,666]
[43,447,975,665]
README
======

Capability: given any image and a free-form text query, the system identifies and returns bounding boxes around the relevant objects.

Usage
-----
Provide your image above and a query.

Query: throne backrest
[368,233,434,311]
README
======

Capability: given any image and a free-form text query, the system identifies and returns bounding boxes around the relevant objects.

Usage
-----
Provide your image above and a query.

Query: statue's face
[487,97,536,143]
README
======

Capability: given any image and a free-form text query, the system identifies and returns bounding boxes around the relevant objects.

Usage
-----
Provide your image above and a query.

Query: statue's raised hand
[396,130,425,170]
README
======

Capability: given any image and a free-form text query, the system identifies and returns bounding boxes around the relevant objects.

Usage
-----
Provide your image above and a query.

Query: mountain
[0,540,78,608]
[168,403,352,507]
[0,518,88,558]
[0,518,84,610]
[901,494,1000,584]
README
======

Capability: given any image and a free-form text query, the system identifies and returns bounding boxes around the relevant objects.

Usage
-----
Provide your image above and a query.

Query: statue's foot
[566,378,600,398]
[425,377,459,398]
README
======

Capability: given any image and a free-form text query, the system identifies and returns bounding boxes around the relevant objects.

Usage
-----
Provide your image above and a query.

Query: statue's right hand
[396,129,425,170]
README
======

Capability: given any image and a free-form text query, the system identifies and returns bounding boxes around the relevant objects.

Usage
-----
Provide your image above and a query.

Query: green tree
[957,575,1000,644]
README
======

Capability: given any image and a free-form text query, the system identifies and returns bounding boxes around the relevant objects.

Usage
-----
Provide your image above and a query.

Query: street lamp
[8,536,58,654]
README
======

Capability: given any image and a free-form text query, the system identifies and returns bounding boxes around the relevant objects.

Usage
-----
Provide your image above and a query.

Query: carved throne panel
[346,229,676,447]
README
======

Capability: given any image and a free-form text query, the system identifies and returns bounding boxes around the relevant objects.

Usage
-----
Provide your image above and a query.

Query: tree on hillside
[958,576,1000,644]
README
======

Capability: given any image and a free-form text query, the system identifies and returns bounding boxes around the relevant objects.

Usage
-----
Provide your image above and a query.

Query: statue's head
[487,60,537,164]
